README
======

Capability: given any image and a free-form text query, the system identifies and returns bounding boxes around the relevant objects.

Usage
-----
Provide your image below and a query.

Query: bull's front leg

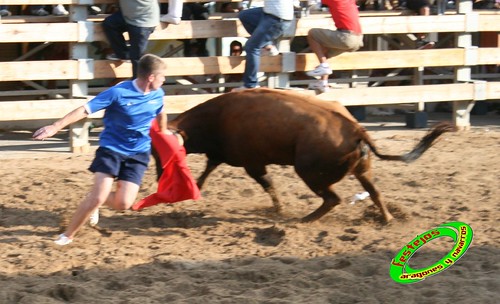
[197,158,221,189]
[244,166,282,213]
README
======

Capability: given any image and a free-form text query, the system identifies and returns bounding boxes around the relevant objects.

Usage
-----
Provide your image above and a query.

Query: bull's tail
[360,122,456,163]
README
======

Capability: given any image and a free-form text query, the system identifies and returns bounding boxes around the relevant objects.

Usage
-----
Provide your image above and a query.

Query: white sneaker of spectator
[306,64,333,77]
[52,4,69,16]
[54,233,72,246]
[308,81,330,93]
[105,53,130,62]
[106,53,120,60]
[31,7,50,16]
[0,9,12,17]
[160,14,181,25]
[48,93,64,99]
[261,45,280,56]
[232,85,260,92]
[88,5,101,15]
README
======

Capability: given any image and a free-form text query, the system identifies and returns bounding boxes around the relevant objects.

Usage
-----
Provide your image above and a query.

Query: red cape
[132,120,200,210]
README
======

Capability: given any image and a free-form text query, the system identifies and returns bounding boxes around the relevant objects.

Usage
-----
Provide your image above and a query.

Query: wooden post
[452,0,477,130]
[69,119,92,154]
[69,2,93,152]
[405,66,428,128]
[267,17,297,89]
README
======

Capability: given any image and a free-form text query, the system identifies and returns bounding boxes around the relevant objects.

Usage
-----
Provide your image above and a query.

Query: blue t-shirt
[85,80,164,155]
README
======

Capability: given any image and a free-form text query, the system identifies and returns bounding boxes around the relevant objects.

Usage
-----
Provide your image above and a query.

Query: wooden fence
[0,0,499,151]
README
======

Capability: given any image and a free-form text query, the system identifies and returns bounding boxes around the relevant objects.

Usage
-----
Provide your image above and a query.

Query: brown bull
[164,88,455,223]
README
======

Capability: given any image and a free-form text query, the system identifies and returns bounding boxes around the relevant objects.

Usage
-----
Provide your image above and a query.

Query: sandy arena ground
[0,113,499,303]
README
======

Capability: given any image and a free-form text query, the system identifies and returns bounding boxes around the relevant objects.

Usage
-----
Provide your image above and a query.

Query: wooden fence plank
[0,23,79,43]
[297,49,466,71]
[0,60,79,81]
[478,47,500,65]
[3,48,499,81]
[3,82,500,122]
[317,83,476,106]
[3,13,499,43]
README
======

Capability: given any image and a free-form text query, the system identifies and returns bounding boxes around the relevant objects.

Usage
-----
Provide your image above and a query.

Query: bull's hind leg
[244,166,281,213]
[353,159,394,223]
[301,186,341,223]
[197,158,221,189]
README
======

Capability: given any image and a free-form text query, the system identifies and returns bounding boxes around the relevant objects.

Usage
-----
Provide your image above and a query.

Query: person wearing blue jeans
[102,0,159,79]
[236,0,294,89]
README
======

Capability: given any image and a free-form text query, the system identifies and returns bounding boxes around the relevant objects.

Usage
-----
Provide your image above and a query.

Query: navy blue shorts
[89,147,151,185]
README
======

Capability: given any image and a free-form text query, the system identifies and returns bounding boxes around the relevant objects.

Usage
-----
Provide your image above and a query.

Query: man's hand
[164,129,184,146]
[32,125,59,140]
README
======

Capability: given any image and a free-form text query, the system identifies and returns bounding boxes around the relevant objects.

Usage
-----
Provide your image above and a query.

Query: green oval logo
[390,221,473,284]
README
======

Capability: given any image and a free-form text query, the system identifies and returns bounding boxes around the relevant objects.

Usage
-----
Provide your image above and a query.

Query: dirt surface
[0,114,499,303]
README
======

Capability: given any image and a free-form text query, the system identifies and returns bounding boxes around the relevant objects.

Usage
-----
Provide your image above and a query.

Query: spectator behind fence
[103,0,160,79]
[305,0,364,93]
[404,0,436,48]
[225,40,244,92]
[181,3,210,57]
[220,2,241,13]
[234,0,294,90]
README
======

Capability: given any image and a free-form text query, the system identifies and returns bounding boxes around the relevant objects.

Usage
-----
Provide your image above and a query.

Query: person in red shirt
[306,0,364,92]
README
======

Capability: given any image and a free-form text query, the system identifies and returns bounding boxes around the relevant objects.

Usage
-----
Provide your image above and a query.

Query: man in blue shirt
[33,54,168,245]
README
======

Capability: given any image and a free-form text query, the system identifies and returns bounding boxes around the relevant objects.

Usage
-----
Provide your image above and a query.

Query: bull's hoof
[300,215,319,223]
[383,213,395,224]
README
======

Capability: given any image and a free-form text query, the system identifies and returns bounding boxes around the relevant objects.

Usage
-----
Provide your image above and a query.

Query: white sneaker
[31,8,50,16]
[52,4,69,16]
[89,208,99,227]
[306,65,333,77]
[308,81,330,93]
[48,93,64,99]
[261,45,279,56]
[0,9,12,17]
[160,14,181,25]
[54,234,72,246]
[232,85,260,92]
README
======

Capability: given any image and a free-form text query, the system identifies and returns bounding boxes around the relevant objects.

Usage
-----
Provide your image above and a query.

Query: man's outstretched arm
[32,106,89,140]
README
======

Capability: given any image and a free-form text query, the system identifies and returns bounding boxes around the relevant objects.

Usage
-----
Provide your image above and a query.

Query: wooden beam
[3,13,499,43]
[92,20,250,42]
[0,60,79,81]
[317,82,500,105]
[0,99,89,121]
[4,48,497,81]
[478,47,500,65]
[166,94,221,114]
[317,83,476,106]
[296,49,466,71]
[486,82,500,100]
[93,56,281,78]
[2,82,498,122]
[478,14,500,31]
[0,23,79,43]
